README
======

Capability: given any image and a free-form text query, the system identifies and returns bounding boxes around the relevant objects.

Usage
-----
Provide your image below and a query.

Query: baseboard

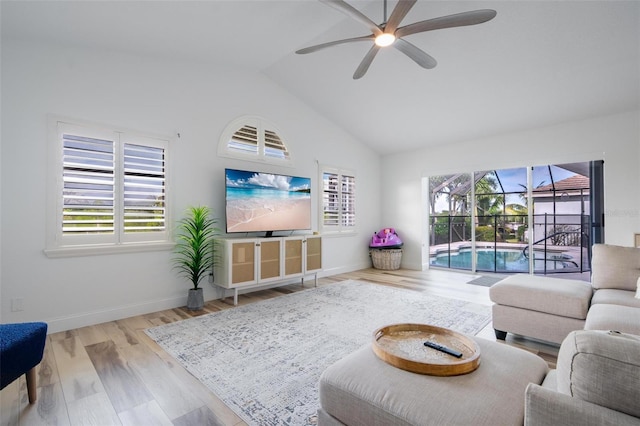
[44,262,385,333]
[320,262,372,276]
[44,296,188,334]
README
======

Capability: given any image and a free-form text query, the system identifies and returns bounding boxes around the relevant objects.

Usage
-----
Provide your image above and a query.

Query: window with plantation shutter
[46,119,171,257]
[320,167,356,234]
[219,116,291,164]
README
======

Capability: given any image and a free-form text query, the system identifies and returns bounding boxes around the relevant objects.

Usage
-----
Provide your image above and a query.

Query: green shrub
[475,225,499,242]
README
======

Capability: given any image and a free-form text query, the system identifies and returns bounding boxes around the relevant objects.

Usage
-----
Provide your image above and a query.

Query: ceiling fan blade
[353,44,380,79]
[393,38,437,69]
[385,0,416,34]
[396,9,497,38]
[320,0,383,36]
[296,35,374,54]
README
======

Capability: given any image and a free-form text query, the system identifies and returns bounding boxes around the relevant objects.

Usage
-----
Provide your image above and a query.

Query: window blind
[62,134,115,234]
[228,125,259,155]
[223,119,290,162]
[322,171,356,229]
[341,174,356,227]
[264,129,289,159]
[123,143,166,233]
[323,172,340,226]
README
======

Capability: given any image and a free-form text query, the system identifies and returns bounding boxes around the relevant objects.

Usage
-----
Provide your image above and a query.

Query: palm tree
[474,172,503,225]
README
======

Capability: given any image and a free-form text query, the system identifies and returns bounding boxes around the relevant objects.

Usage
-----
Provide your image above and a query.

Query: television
[225,168,312,236]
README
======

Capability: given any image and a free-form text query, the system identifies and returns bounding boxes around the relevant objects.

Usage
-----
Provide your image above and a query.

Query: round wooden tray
[372,323,481,376]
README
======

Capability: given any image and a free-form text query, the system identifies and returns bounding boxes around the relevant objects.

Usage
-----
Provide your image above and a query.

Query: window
[46,119,171,256]
[320,167,356,234]
[219,116,291,164]
[427,161,603,275]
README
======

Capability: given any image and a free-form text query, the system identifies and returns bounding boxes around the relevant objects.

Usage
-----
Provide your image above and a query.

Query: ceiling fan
[296,0,497,79]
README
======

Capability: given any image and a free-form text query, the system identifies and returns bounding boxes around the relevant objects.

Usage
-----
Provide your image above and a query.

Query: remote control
[423,340,463,358]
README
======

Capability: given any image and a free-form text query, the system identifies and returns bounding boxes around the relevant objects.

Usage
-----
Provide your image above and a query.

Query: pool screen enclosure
[428,161,603,275]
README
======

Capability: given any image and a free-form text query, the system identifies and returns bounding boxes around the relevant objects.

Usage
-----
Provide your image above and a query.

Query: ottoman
[318,337,549,426]
[0,322,48,404]
[490,274,593,344]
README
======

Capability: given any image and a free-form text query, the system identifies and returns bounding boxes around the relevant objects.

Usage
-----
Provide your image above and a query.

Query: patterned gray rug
[145,280,492,426]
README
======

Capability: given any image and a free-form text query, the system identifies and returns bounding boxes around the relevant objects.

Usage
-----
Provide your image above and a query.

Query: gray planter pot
[187,288,204,311]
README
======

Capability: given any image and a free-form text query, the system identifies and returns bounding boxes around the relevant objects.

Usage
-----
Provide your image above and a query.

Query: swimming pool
[430,248,573,272]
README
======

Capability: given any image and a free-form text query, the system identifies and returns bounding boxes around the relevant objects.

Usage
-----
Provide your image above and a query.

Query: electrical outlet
[11,297,24,312]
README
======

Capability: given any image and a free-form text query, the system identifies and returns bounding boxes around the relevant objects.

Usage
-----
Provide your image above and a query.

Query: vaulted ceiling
[2,1,639,155]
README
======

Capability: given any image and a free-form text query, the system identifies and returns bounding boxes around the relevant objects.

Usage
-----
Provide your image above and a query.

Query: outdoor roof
[434,163,591,198]
[534,174,590,192]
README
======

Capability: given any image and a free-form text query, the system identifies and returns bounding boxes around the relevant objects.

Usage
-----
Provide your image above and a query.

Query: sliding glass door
[429,173,472,269]
[428,161,602,275]
[529,164,593,274]
[474,168,528,273]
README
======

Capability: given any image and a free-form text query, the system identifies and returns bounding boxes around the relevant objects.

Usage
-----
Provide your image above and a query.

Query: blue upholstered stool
[0,322,48,404]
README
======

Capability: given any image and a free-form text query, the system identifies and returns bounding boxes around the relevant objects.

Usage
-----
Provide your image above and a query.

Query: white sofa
[317,244,640,425]
[490,244,640,344]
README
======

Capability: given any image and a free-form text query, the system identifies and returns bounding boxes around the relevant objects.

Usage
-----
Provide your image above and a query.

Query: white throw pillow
[636,277,640,299]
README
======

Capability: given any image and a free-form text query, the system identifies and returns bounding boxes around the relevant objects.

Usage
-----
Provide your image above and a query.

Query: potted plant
[173,206,219,310]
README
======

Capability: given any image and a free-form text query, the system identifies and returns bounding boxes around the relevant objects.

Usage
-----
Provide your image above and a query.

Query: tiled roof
[533,174,590,192]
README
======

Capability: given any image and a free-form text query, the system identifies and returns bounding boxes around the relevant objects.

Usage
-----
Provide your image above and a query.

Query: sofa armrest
[524,384,640,426]
[556,330,640,418]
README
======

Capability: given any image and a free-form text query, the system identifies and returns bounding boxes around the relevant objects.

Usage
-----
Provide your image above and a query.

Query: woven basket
[370,248,403,270]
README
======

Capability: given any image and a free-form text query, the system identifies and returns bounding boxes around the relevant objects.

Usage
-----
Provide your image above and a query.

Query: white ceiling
[2,1,639,155]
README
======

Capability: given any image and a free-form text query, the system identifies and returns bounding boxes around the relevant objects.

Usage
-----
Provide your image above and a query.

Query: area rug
[467,275,506,287]
[145,280,491,426]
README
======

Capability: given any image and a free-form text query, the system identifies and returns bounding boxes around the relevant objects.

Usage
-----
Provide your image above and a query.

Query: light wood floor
[0,268,559,426]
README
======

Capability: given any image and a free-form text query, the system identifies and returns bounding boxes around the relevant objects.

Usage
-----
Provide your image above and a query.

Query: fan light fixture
[296,0,497,80]
[374,33,396,47]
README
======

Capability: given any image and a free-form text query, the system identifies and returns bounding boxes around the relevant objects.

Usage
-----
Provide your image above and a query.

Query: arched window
[218,116,291,164]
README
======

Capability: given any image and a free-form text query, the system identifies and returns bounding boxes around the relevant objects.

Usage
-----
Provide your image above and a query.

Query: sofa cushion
[591,244,640,291]
[584,304,640,335]
[590,288,640,308]
[490,274,592,319]
[319,338,548,426]
[556,330,640,418]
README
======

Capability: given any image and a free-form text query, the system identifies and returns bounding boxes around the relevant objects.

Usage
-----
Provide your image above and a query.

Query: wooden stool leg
[26,366,37,404]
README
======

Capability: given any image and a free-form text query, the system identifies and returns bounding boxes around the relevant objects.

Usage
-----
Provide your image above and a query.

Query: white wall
[0,40,381,332]
[381,110,640,269]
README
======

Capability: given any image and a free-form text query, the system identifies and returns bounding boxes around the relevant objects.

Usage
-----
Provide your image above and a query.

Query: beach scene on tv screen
[226,170,311,233]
